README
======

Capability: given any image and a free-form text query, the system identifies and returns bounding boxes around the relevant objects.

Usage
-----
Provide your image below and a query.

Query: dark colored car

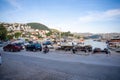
[26,43,42,51]
[43,41,53,45]
[13,43,24,50]
[93,48,101,53]
[3,44,21,52]
[84,45,92,52]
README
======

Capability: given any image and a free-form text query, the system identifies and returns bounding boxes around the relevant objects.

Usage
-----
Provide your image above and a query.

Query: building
[1,23,31,32]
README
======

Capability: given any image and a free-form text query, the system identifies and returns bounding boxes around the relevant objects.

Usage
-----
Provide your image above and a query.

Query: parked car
[3,44,21,52]
[115,48,120,52]
[84,45,92,52]
[24,42,30,46]
[13,43,24,50]
[26,43,42,51]
[0,53,2,65]
[43,41,53,45]
[47,45,54,49]
[93,48,101,53]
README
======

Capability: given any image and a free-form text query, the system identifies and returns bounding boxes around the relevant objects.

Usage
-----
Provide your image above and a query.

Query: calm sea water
[84,39,107,49]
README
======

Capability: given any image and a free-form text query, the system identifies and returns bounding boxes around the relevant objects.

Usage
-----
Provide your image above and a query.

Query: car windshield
[34,43,41,47]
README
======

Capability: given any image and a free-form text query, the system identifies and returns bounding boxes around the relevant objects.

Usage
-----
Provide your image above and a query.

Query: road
[0,52,120,80]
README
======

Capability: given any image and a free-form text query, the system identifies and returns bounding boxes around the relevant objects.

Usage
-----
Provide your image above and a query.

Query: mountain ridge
[27,22,50,31]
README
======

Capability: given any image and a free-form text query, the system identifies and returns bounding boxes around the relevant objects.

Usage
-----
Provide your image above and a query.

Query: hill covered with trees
[27,22,50,31]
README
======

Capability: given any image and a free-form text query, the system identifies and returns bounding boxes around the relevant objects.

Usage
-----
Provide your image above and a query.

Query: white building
[2,23,31,32]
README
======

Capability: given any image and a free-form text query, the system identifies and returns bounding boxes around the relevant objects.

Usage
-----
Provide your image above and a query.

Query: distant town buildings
[99,33,120,40]
[0,22,50,39]
[73,32,120,40]
[2,23,31,32]
[73,32,93,37]
[0,22,120,40]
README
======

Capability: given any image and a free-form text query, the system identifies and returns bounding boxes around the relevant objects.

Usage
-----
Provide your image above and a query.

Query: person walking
[104,48,111,56]
[72,46,76,54]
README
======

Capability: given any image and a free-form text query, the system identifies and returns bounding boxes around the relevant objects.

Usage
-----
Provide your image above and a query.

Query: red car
[3,44,21,52]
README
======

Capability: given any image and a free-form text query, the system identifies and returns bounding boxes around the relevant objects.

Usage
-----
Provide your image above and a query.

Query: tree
[61,31,73,37]
[45,31,52,37]
[6,34,14,40]
[0,24,7,41]
[14,32,22,38]
[38,35,43,38]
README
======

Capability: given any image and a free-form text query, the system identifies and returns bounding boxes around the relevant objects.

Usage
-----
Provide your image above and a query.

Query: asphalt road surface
[0,53,120,80]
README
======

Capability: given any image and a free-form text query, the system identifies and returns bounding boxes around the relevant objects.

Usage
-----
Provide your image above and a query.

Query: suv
[26,43,42,51]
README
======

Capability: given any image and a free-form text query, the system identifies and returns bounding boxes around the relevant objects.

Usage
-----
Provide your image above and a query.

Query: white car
[0,53,2,65]
[115,48,120,52]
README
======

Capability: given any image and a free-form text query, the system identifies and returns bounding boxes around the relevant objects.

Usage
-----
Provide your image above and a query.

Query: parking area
[1,47,120,67]
[1,49,120,80]
[0,46,120,80]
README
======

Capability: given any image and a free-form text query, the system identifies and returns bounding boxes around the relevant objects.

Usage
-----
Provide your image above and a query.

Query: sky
[0,0,120,33]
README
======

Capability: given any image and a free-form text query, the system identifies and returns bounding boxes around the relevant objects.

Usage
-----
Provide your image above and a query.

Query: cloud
[6,0,21,9]
[79,9,120,23]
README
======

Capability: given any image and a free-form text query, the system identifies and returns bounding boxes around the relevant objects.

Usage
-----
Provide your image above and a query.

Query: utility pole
[58,27,61,44]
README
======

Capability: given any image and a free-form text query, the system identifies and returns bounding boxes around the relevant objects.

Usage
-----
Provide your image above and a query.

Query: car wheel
[33,49,36,52]
[40,48,42,51]
[11,49,14,52]
[6,49,9,52]
[4,49,6,51]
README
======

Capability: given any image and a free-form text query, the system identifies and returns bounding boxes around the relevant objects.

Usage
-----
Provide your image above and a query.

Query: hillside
[27,22,50,31]
[50,28,60,33]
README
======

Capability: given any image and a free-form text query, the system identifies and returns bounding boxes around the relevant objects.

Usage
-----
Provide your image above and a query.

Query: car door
[11,44,15,50]
[6,44,11,50]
